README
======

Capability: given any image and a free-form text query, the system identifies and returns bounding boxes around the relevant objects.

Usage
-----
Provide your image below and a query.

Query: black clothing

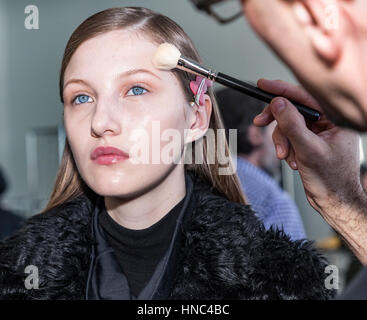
[98,197,185,297]
[338,267,367,300]
[0,172,335,300]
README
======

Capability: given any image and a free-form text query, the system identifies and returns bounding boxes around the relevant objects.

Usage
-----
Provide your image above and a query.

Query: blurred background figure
[216,88,306,241]
[0,166,24,240]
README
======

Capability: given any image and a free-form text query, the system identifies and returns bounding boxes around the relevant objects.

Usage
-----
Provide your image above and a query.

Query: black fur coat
[0,175,334,300]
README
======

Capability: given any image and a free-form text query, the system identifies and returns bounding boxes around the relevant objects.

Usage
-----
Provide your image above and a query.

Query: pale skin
[62,30,212,230]
[238,0,367,263]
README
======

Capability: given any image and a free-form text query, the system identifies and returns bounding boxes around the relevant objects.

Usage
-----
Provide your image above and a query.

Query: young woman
[0,7,334,300]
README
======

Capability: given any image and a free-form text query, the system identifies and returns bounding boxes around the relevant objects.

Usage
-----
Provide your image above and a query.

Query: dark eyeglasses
[189,0,244,24]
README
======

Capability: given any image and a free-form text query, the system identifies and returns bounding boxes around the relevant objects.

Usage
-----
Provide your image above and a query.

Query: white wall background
[0,0,352,240]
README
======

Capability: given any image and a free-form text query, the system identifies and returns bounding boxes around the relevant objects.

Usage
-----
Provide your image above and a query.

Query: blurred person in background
[0,166,24,240]
[216,88,306,241]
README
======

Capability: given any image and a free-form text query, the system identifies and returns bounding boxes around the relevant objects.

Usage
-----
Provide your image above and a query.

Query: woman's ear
[184,94,212,144]
[293,0,343,64]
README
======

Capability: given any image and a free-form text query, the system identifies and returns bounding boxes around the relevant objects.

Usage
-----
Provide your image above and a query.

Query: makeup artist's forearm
[318,194,367,265]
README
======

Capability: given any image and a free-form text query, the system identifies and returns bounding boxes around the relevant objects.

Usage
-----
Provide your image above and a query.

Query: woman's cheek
[65,117,89,161]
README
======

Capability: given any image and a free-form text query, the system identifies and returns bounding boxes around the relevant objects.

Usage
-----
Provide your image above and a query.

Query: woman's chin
[91,185,133,198]
[90,182,149,200]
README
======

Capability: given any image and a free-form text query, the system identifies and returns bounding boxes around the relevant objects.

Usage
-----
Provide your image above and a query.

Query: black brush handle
[216,72,320,121]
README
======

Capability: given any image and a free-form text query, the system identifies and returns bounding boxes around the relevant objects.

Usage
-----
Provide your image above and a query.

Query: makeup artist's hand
[254,79,367,264]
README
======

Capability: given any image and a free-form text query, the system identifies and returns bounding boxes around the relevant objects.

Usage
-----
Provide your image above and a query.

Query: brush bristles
[152,43,181,70]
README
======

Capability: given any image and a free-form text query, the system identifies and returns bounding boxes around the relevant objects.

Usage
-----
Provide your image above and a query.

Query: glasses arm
[190,0,244,24]
[207,8,243,24]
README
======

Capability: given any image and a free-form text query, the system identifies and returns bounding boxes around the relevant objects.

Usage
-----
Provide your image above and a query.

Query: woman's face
[63,30,202,198]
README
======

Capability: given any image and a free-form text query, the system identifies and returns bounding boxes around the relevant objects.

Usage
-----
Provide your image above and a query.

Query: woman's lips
[91,146,129,165]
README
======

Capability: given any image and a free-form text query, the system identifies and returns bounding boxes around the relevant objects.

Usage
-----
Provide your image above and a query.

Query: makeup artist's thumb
[270,97,315,153]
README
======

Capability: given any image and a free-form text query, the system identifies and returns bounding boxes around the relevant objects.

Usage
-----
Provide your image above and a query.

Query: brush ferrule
[177,56,217,81]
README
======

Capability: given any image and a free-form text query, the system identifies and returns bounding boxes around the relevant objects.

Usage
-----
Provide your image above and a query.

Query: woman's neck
[104,165,186,230]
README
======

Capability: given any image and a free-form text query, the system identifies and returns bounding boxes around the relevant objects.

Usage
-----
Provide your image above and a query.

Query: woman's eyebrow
[63,69,162,91]
[63,78,93,91]
[118,68,162,81]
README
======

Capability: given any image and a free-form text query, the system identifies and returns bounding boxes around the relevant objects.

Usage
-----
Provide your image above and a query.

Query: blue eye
[73,94,93,105]
[127,86,147,96]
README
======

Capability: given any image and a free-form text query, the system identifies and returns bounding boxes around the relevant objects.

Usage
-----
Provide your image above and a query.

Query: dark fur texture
[0,176,334,300]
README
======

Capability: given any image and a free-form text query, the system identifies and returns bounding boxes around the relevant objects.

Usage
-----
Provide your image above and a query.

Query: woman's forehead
[64,30,175,84]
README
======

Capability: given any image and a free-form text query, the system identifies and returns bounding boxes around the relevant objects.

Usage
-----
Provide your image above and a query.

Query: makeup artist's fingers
[269,97,318,156]
[254,79,321,127]
[257,78,321,111]
[286,148,298,171]
[271,124,298,170]
[272,125,290,160]
[253,105,275,127]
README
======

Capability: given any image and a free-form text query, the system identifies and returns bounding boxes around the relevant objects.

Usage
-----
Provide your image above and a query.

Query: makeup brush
[153,43,321,122]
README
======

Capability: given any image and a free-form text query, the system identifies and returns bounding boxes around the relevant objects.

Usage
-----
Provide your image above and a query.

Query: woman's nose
[90,99,122,137]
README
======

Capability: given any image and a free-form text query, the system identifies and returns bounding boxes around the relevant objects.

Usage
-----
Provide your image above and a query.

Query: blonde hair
[43,7,247,212]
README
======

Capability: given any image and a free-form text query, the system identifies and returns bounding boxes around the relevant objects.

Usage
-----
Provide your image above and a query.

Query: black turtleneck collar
[98,195,185,297]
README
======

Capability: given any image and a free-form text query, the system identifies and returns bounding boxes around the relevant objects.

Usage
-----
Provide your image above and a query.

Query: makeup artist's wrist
[315,186,367,265]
